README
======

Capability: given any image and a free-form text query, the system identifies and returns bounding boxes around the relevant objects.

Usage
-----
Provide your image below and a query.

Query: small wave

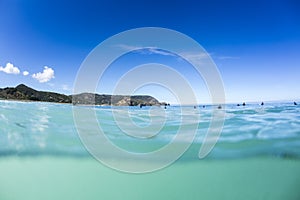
[0,101,300,159]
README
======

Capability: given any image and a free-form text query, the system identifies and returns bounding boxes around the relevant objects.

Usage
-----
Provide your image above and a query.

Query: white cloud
[23,71,29,76]
[0,63,20,74]
[32,66,55,83]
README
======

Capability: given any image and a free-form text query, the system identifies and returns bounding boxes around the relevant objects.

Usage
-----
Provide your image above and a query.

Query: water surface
[0,100,299,200]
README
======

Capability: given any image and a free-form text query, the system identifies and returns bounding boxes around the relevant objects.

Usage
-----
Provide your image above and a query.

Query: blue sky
[0,0,299,103]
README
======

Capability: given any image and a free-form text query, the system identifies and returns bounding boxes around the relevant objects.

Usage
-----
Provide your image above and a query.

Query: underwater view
[0,100,299,200]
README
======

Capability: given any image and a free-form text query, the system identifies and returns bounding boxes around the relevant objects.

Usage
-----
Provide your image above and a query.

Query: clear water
[1,100,300,159]
[1,100,300,200]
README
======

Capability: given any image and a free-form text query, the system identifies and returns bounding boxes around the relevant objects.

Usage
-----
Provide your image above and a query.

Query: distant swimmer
[242,102,246,106]
[261,102,264,106]
[194,106,196,109]
[217,105,222,109]
[202,105,206,108]
[294,102,298,105]
[237,104,240,106]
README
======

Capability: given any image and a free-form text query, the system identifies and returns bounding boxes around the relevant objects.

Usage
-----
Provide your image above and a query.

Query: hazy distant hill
[72,93,161,106]
[0,84,162,106]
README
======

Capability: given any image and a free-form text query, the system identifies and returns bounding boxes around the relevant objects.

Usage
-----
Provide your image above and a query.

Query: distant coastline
[0,84,164,106]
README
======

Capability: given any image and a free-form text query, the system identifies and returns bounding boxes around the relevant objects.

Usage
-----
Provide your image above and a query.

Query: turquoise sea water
[1,100,300,159]
[0,100,300,199]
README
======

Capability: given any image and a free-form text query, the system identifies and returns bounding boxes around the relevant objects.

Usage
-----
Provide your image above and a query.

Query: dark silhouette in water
[294,102,298,105]
[242,102,246,106]
[194,106,196,109]
[15,122,26,128]
[237,104,240,106]
[261,102,264,106]
[202,105,206,108]
[139,103,147,108]
[163,103,170,109]
[217,105,222,109]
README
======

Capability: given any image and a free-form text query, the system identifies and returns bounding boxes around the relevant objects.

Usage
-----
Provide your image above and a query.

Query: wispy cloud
[0,63,20,74]
[32,66,55,83]
[116,44,239,64]
[178,51,212,64]
[180,52,240,64]
[116,44,177,57]
[115,44,141,51]
[146,48,176,56]
[181,52,211,60]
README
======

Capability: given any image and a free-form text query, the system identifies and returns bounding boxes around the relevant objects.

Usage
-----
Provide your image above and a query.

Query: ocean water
[0,100,300,199]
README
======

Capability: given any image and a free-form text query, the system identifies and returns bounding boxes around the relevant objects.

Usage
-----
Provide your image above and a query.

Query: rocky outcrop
[72,93,161,106]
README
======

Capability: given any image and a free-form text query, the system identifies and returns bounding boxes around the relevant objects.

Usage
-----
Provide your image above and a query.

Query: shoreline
[1,98,298,107]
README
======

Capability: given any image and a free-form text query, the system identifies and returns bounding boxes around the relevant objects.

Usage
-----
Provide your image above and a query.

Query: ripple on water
[0,101,300,159]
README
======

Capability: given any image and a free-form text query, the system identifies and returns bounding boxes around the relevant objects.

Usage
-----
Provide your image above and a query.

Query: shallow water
[1,100,300,159]
[0,100,300,199]
[0,157,299,200]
